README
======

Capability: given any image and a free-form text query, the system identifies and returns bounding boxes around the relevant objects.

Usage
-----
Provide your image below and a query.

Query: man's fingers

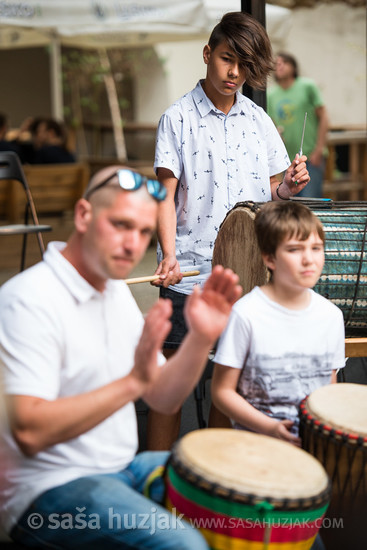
[206,265,241,297]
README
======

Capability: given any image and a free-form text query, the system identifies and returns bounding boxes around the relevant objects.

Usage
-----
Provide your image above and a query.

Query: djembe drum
[299,383,367,510]
[166,429,331,550]
[212,200,367,335]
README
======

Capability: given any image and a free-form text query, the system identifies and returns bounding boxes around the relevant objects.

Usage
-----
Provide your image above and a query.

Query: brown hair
[255,201,325,257]
[208,11,274,89]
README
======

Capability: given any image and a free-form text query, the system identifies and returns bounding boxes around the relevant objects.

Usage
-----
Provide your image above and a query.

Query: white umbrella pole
[99,48,127,161]
[50,33,64,120]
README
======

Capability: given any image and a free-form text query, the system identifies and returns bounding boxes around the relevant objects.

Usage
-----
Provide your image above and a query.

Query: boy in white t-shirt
[212,200,345,445]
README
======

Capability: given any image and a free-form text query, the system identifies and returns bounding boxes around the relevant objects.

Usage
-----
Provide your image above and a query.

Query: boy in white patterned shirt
[148,11,311,450]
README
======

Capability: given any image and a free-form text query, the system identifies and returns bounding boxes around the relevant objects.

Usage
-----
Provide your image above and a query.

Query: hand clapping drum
[166,429,331,550]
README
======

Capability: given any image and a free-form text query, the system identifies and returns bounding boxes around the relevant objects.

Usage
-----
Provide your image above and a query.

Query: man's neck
[62,235,106,293]
[277,75,296,90]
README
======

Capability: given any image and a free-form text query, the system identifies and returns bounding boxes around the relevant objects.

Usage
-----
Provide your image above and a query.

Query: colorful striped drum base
[166,430,331,550]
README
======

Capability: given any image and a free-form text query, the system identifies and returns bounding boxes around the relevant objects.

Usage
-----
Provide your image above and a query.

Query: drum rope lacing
[299,399,367,502]
[167,451,331,510]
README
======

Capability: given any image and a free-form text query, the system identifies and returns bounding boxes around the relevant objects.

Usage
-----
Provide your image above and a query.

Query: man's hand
[131,298,172,389]
[152,254,183,288]
[184,265,242,345]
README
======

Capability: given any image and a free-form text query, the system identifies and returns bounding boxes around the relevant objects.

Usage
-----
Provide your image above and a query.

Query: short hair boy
[211,201,345,445]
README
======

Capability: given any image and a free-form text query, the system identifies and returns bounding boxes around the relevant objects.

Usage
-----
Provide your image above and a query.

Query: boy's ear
[262,252,276,271]
[203,44,211,65]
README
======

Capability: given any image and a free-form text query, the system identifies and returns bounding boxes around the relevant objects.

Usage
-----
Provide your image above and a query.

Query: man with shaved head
[0,166,241,550]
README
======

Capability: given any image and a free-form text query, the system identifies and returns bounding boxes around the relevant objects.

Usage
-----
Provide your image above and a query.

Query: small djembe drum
[166,429,331,550]
[299,383,367,512]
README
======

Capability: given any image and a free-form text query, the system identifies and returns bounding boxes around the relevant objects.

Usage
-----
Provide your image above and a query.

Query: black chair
[0,151,51,271]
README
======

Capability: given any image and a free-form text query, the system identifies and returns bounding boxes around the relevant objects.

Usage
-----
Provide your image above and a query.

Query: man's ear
[262,252,276,272]
[74,198,93,233]
[203,44,211,65]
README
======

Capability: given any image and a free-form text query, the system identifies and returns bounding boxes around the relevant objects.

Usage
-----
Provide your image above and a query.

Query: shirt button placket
[224,115,236,209]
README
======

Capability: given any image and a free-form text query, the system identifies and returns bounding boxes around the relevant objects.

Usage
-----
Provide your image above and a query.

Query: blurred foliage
[62,47,162,126]
[61,46,161,156]
[61,47,136,130]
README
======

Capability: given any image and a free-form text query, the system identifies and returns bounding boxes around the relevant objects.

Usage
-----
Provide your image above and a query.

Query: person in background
[12,116,76,164]
[28,117,76,164]
[267,53,329,198]
[148,11,310,451]
[0,165,241,550]
[0,113,21,155]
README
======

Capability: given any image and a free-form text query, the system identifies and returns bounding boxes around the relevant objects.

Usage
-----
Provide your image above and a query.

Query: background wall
[145,3,366,128]
[0,47,50,127]
[0,2,365,152]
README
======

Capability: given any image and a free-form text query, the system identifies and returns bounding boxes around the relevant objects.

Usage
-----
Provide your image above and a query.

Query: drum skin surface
[212,200,367,336]
[166,429,331,550]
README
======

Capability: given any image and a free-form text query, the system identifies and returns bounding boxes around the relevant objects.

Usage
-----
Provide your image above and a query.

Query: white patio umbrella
[0,1,290,157]
[0,0,290,112]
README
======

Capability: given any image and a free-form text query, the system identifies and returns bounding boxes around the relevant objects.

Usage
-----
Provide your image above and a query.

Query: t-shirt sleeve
[154,109,183,180]
[214,308,251,369]
[307,80,324,109]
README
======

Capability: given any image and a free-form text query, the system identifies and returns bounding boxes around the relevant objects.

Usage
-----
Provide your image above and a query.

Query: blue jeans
[297,159,326,198]
[10,451,209,550]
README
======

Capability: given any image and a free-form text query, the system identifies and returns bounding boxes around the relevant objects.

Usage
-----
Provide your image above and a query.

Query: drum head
[212,202,268,295]
[175,429,329,500]
[306,383,367,437]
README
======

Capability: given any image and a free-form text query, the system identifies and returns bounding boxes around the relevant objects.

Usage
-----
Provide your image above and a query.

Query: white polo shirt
[0,242,165,534]
[154,80,290,294]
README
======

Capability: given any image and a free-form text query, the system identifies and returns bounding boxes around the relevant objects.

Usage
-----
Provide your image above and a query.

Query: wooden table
[345,338,367,357]
[325,129,367,200]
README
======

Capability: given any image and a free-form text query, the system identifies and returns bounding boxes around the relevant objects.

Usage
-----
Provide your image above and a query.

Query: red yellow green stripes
[201,528,316,550]
[166,464,328,550]
[166,486,322,542]
[167,465,329,523]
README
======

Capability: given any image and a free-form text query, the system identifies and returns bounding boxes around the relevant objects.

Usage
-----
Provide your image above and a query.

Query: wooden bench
[345,338,367,358]
[3,162,90,222]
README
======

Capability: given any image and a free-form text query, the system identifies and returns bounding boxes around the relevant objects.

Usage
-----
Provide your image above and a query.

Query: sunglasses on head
[84,169,167,202]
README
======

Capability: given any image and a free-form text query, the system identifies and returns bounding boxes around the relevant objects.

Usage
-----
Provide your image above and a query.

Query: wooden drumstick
[125,270,200,285]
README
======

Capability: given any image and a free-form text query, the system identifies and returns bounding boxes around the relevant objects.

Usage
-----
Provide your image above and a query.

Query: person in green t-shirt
[267,53,329,198]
